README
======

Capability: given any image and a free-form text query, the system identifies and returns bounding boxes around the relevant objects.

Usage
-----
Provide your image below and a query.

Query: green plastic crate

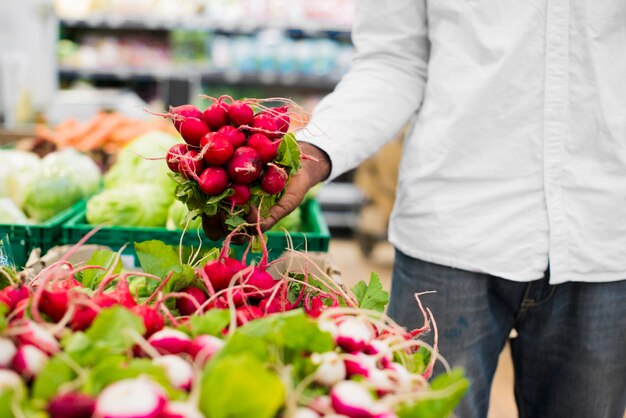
[62,200,330,268]
[0,202,85,268]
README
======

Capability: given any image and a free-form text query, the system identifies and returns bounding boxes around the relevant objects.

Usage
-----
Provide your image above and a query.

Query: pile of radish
[158,96,302,228]
[0,227,467,418]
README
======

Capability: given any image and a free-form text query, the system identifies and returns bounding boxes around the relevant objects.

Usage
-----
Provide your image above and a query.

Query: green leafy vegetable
[200,353,285,418]
[32,356,76,401]
[187,309,230,337]
[351,272,389,312]
[78,250,123,288]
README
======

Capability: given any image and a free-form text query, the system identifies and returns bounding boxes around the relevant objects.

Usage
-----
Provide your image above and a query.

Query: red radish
[218,125,246,148]
[293,408,320,418]
[109,279,136,309]
[304,295,325,318]
[235,305,263,326]
[12,345,48,379]
[243,267,276,299]
[176,287,207,316]
[169,105,203,131]
[208,288,247,309]
[386,363,415,392]
[199,132,233,165]
[160,401,204,418]
[260,164,288,195]
[70,294,117,331]
[227,100,254,127]
[203,257,244,291]
[344,352,376,378]
[179,151,206,180]
[148,329,192,355]
[367,368,395,397]
[153,355,194,391]
[166,144,189,173]
[247,133,280,164]
[178,117,210,147]
[335,317,374,353]
[198,167,228,196]
[0,369,23,392]
[188,335,224,365]
[226,184,251,206]
[271,105,290,134]
[48,392,96,418]
[131,305,164,337]
[202,101,230,130]
[258,296,290,314]
[364,341,393,368]
[0,286,30,311]
[0,338,17,368]
[250,114,279,139]
[14,320,59,354]
[39,277,83,322]
[311,352,347,386]
[94,377,166,418]
[226,146,262,184]
[330,380,378,418]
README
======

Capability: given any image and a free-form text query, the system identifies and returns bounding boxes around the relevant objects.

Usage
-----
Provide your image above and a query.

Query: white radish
[0,338,17,367]
[0,369,23,393]
[386,363,416,392]
[148,329,192,355]
[330,380,377,418]
[292,407,320,418]
[311,352,346,386]
[335,317,374,353]
[308,396,333,415]
[153,355,194,391]
[188,334,224,365]
[94,377,166,418]
[14,320,59,354]
[364,341,393,368]
[12,345,49,379]
[160,401,204,418]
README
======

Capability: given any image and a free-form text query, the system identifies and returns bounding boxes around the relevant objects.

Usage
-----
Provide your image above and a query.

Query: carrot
[74,113,126,152]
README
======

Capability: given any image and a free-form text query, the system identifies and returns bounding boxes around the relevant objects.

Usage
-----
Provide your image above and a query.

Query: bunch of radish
[158,96,302,228]
[0,225,466,417]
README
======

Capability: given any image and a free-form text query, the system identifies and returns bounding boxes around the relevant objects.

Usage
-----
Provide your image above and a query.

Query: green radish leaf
[82,356,182,400]
[135,240,182,278]
[200,353,285,418]
[0,303,8,333]
[187,309,231,337]
[85,306,145,354]
[79,250,123,289]
[275,133,302,174]
[351,272,389,312]
[398,369,469,418]
[225,214,247,229]
[32,356,77,401]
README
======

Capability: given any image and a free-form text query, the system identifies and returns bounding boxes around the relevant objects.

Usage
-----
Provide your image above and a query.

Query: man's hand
[201,142,331,239]
[250,142,331,231]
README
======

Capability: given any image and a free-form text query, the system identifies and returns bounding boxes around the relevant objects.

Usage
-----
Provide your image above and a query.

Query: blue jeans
[388,250,626,418]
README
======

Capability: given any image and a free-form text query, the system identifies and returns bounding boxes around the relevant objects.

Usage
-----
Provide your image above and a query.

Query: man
[208,1,626,417]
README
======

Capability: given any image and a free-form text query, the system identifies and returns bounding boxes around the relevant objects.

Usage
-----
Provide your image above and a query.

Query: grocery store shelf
[59,65,343,89]
[59,16,351,37]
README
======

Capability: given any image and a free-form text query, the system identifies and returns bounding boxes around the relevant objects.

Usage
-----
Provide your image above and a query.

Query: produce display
[159,96,303,230]
[0,149,101,224]
[0,226,468,417]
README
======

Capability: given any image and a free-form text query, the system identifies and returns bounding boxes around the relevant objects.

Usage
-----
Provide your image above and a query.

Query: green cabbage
[22,150,102,222]
[41,149,101,197]
[104,131,180,194]
[0,150,41,208]
[166,200,202,231]
[23,173,83,222]
[86,184,172,227]
[0,198,29,224]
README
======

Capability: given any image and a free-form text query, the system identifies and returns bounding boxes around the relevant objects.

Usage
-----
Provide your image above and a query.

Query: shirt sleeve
[296,0,429,180]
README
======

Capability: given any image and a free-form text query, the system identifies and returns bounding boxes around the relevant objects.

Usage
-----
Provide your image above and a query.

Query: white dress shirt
[298,0,626,284]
